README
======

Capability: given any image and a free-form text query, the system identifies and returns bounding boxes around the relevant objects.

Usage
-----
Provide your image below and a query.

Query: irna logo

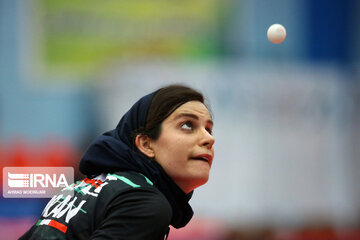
[3,167,74,198]
[8,172,69,188]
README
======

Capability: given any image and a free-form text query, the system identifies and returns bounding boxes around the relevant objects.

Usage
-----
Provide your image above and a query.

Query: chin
[191,174,210,189]
[175,173,210,193]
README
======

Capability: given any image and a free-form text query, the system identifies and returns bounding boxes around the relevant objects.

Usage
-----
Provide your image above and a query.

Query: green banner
[37,0,224,79]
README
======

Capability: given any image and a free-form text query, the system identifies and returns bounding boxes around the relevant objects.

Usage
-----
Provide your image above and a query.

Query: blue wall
[0,0,98,145]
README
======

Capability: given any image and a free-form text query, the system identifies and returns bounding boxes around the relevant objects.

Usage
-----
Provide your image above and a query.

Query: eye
[181,121,193,131]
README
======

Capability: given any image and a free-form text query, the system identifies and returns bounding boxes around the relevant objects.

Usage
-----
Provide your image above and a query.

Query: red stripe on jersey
[48,220,68,233]
[84,178,103,188]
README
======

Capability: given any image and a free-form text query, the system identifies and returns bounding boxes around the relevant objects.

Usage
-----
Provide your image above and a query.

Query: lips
[191,154,213,164]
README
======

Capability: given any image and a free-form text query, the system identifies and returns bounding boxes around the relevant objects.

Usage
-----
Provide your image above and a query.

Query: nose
[200,129,215,149]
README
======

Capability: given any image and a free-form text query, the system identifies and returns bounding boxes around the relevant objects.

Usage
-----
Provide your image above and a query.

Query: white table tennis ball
[267,24,286,44]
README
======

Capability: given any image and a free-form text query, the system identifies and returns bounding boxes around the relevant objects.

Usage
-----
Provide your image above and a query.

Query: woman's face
[150,101,215,194]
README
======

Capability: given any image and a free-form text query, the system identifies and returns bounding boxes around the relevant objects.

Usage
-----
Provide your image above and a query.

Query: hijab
[79,90,193,228]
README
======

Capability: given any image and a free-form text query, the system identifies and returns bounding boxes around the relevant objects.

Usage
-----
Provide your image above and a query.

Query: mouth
[190,154,213,164]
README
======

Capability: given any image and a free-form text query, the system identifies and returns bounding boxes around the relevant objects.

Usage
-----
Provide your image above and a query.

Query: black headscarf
[79,90,193,228]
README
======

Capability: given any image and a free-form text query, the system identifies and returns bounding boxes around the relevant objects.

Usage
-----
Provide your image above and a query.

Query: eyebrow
[174,113,213,126]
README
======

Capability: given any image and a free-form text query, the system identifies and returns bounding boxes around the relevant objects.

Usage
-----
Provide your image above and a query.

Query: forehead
[170,101,212,120]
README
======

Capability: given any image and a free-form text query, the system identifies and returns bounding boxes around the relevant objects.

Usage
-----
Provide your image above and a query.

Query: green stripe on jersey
[109,174,141,188]
[139,173,153,186]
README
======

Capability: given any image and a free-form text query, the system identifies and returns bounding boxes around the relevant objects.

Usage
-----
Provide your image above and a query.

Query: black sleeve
[90,189,172,240]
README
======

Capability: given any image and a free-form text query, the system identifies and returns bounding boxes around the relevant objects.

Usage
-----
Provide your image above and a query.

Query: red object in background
[0,139,80,186]
[169,217,227,240]
[276,228,360,240]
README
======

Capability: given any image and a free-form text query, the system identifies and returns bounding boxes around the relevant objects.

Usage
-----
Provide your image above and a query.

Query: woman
[20,84,215,240]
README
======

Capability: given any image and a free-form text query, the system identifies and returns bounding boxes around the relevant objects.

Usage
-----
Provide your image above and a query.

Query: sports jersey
[19,89,194,239]
[20,171,172,240]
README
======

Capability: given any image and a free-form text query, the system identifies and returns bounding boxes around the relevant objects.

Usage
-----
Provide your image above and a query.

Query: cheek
[162,137,185,157]
[155,136,190,165]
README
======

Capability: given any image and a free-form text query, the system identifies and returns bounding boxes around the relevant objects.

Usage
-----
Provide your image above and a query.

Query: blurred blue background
[1,0,359,239]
